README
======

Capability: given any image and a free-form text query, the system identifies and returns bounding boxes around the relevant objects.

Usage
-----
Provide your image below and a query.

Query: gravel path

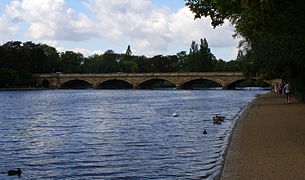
[220,93,305,180]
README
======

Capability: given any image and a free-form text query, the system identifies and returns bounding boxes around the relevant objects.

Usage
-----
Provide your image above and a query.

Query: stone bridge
[32,72,278,90]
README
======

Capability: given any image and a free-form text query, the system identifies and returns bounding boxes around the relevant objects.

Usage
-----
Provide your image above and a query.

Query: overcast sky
[0,0,240,60]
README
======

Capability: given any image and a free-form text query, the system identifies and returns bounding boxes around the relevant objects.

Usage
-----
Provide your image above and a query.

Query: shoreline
[216,93,262,179]
[0,88,270,91]
[215,93,262,180]
[0,88,46,91]
[219,93,305,179]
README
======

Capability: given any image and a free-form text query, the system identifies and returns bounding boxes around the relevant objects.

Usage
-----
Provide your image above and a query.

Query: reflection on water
[0,90,267,179]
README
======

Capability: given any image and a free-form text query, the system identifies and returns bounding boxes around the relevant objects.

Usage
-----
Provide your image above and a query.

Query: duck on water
[7,168,22,176]
[213,115,225,124]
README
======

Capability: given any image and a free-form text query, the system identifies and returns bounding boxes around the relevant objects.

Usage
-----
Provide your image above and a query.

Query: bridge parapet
[33,72,243,77]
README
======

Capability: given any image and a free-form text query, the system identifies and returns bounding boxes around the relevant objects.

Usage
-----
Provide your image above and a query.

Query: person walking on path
[283,81,291,103]
[278,83,283,95]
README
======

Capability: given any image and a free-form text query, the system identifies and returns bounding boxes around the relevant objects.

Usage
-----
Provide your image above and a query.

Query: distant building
[126,45,132,56]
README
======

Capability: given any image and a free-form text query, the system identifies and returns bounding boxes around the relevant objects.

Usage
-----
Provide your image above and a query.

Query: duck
[203,130,207,134]
[213,118,222,124]
[214,115,225,121]
[7,168,22,176]
[213,116,225,124]
[213,115,225,124]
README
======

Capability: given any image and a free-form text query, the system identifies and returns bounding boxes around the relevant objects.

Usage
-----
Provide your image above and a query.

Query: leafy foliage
[0,40,242,88]
[186,0,305,92]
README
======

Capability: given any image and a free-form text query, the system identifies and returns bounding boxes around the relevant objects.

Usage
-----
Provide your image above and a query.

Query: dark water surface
[0,90,267,179]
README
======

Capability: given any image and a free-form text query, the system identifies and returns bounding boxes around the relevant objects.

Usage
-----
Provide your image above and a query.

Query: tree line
[0,39,245,88]
[186,0,305,94]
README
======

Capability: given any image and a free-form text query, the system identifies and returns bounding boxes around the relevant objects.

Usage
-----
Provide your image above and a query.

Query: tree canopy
[0,40,242,88]
[186,0,305,92]
[186,0,305,40]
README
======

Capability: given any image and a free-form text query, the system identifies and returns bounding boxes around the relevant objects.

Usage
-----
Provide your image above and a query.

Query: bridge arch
[180,77,223,87]
[222,77,246,89]
[225,78,270,90]
[97,78,134,86]
[41,79,50,88]
[96,79,133,89]
[137,77,176,89]
[60,79,94,89]
[61,78,95,86]
[180,78,222,89]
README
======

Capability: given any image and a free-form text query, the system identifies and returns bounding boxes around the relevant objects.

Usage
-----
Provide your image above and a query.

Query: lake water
[0,90,267,179]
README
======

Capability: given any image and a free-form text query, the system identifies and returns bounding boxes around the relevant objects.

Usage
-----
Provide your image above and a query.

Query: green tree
[132,56,149,72]
[40,44,60,73]
[0,41,33,86]
[1,41,30,72]
[189,41,199,54]
[186,39,216,72]
[83,54,101,73]
[213,59,226,72]
[225,60,242,72]
[186,0,305,92]
[148,55,176,72]
[186,41,199,72]
[198,38,216,71]
[100,50,119,73]
[176,51,188,71]
[119,60,139,73]
[0,68,20,87]
[22,42,45,74]
[165,55,179,72]
[60,51,84,73]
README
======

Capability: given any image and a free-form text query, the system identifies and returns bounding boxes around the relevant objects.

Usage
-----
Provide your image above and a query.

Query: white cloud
[5,0,96,41]
[84,0,239,56]
[2,0,239,59]
[169,7,240,48]
[39,40,103,57]
[39,40,65,52]
[69,48,104,57]
[0,15,18,43]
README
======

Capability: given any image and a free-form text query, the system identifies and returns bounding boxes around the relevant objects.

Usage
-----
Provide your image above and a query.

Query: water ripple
[0,89,267,179]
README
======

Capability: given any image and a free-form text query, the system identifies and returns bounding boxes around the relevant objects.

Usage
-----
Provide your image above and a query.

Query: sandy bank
[220,93,305,180]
